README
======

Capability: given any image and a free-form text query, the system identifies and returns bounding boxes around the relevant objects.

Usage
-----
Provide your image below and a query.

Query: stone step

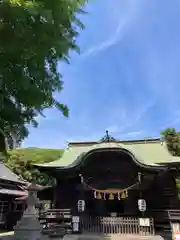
[63,234,164,240]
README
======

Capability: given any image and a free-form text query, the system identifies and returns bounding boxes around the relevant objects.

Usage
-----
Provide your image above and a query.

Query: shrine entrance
[84,189,129,217]
[80,148,141,218]
[85,198,125,217]
[105,199,124,216]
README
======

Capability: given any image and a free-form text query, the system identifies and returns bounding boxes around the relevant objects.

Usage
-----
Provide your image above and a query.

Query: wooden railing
[151,209,180,224]
[168,209,180,221]
[39,208,72,238]
[39,208,72,219]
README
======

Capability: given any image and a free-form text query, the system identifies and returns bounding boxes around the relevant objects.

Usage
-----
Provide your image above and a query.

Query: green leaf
[0,0,87,145]
[161,128,180,156]
[6,148,64,185]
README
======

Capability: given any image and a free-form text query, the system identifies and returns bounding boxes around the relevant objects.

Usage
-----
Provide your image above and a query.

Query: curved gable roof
[34,139,180,169]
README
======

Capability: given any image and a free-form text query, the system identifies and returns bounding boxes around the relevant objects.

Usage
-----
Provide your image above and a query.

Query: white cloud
[83,0,143,57]
[131,1,180,129]
[121,131,143,138]
[103,99,155,139]
[83,18,127,56]
[24,0,180,148]
[106,125,120,134]
[70,100,154,141]
[133,101,155,122]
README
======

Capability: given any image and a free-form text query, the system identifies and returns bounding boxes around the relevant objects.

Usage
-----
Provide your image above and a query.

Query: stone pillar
[14,182,47,240]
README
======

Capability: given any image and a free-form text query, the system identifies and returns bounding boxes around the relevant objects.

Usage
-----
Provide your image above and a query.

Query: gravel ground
[64,234,164,240]
[0,232,165,240]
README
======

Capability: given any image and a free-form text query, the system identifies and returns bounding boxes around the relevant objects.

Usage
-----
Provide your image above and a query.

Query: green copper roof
[34,138,180,169]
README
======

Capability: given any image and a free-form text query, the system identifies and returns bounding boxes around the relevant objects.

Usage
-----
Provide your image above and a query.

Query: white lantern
[77,200,85,212]
[138,199,146,212]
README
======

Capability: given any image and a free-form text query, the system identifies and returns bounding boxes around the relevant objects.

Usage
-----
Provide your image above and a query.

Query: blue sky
[23,0,180,149]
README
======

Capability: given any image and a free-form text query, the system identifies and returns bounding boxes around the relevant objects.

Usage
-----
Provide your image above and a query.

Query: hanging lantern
[94,191,97,199]
[77,200,85,212]
[121,191,126,199]
[138,199,146,212]
[97,192,102,200]
[109,193,114,200]
[125,190,128,197]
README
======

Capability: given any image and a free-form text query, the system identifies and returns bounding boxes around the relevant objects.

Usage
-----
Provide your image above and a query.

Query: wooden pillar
[77,174,85,213]
[138,172,147,217]
[54,180,61,209]
[124,190,137,216]
[52,179,57,208]
[71,174,85,234]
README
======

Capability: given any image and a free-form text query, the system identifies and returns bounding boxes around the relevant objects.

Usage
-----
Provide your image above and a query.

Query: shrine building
[35,131,180,235]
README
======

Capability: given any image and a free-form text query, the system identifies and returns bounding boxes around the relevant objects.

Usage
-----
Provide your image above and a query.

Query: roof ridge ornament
[99,130,118,142]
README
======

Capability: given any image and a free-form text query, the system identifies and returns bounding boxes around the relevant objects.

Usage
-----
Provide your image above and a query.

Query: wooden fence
[80,216,155,235]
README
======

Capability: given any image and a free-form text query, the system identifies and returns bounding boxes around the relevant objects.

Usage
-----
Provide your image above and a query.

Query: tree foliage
[161,128,180,156]
[0,0,87,145]
[4,148,64,185]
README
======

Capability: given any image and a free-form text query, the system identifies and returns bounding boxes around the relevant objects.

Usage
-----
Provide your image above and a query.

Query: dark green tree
[5,148,64,185]
[0,0,87,145]
[161,128,180,156]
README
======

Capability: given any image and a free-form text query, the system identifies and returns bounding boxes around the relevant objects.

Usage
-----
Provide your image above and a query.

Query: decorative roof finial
[99,130,118,143]
[106,130,110,142]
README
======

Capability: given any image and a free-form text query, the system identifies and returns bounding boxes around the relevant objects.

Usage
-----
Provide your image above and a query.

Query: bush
[5,148,64,185]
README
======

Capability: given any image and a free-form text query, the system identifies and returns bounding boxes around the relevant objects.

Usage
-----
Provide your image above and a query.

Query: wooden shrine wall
[80,150,140,189]
[145,171,179,210]
[54,177,80,214]
[53,149,180,222]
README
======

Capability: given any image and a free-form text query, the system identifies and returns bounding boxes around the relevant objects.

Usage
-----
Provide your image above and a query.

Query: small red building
[0,130,27,229]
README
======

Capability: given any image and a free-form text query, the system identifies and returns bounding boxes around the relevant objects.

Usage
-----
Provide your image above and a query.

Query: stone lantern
[14,182,45,240]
